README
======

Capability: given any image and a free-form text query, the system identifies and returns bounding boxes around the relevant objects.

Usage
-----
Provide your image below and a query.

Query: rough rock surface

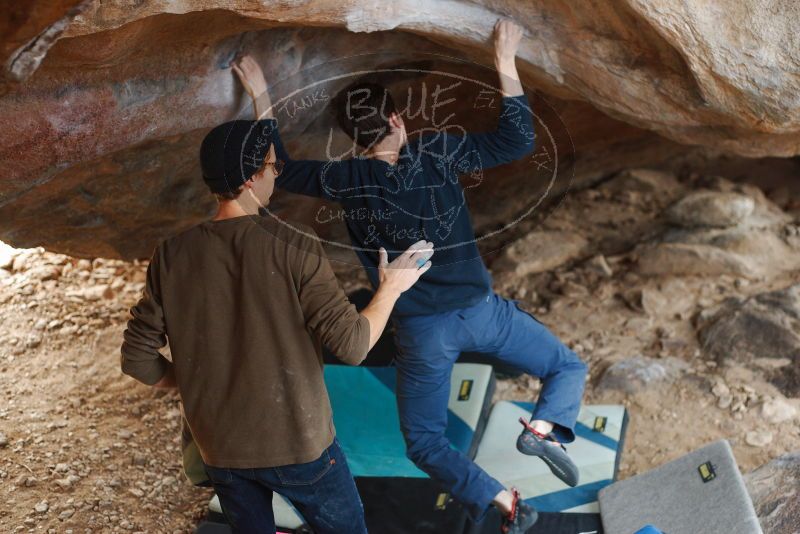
[698,284,800,397]
[597,355,689,394]
[666,191,755,228]
[640,280,695,319]
[2,1,800,257]
[492,230,587,278]
[41,0,800,155]
[637,180,800,279]
[0,16,682,259]
[601,168,685,196]
[745,452,800,534]
[759,397,799,425]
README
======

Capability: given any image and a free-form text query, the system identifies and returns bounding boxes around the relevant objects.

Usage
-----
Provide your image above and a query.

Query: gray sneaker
[516,418,579,487]
[501,488,538,534]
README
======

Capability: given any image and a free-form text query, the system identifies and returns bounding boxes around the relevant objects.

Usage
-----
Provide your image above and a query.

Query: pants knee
[404,431,450,468]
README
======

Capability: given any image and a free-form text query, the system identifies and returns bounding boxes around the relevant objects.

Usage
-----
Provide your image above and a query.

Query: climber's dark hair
[214,184,245,201]
[333,81,397,149]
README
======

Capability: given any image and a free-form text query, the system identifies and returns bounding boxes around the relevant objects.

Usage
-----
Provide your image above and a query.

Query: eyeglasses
[259,157,284,177]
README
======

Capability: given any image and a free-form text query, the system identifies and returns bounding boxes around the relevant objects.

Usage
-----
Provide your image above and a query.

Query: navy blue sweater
[272,95,535,317]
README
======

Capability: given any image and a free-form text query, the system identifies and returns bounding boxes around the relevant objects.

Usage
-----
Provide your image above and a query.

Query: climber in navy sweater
[233,19,587,533]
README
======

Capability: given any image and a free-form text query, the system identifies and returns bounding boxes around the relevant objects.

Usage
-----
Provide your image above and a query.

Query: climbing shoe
[501,488,538,534]
[516,418,579,487]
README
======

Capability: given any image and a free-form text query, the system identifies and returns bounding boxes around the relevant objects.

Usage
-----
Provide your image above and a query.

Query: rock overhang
[2,1,798,258]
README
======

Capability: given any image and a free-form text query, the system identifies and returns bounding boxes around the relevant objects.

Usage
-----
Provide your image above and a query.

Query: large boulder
[636,233,800,279]
[52,0,800,156]
[637,183,800,278]
[698,284,800,397]
[2,1,800,257]
[492,230,588,277]
[0,11,684,259]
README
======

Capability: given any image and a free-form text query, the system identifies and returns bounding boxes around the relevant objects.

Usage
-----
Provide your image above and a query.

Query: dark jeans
[392,292,588,521]
[204,438,367,534]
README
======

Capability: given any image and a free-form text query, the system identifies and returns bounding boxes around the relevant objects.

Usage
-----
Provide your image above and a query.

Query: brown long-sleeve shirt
[121,214,370,468]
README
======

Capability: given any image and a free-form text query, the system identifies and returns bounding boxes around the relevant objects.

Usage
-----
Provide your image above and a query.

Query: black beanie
[200,119,282,194]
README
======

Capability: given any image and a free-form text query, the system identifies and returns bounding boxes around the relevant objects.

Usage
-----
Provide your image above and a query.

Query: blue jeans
[204,438,367,534]
[392,293,587,521]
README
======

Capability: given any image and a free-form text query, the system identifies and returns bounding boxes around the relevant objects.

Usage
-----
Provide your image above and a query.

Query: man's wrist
[375,284,402,302]
[495,56,517,73]
[252,90,273,119]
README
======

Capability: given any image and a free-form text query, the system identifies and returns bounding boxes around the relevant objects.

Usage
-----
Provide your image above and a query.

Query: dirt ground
[1,171,799,533]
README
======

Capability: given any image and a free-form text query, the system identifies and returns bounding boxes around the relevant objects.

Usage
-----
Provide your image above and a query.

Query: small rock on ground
[597,355,689,394]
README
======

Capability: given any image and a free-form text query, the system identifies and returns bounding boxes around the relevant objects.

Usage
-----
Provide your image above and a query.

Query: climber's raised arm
[430,19,534,172]
[233,55,365,201]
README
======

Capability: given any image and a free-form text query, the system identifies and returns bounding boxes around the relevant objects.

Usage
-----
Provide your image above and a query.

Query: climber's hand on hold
[233,55,267,101]
[493,19,524,97]
[494,19,523,64]
[233,55,273,119]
